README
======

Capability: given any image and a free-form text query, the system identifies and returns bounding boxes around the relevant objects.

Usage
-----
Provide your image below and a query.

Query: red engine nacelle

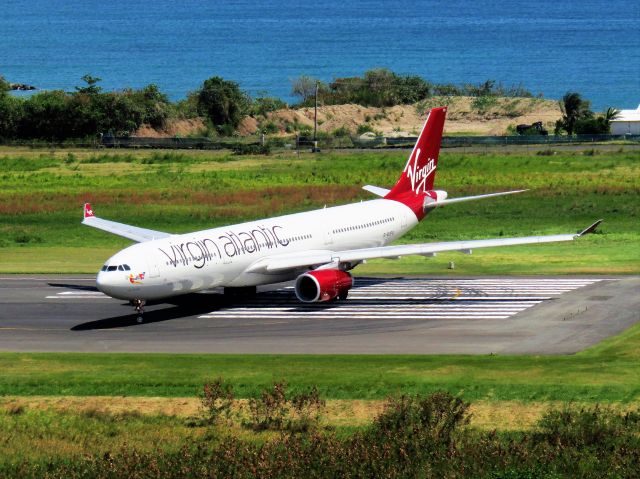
[295,269,353,303]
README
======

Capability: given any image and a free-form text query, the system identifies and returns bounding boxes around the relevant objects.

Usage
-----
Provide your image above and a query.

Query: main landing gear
[131,299,146,323]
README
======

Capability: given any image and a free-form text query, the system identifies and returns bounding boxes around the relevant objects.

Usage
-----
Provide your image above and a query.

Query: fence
[2,133,639,151]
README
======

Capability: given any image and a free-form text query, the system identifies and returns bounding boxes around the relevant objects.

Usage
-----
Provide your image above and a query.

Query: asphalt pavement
[0,275,637,354]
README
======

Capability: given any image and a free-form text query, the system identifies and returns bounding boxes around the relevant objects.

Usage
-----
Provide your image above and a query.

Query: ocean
[1,0,638,110]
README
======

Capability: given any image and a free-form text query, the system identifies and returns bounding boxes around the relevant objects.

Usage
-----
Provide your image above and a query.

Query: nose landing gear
[132,299,146,323]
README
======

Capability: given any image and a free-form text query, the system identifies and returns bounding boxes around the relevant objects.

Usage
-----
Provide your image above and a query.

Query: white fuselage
[96,199,418,300]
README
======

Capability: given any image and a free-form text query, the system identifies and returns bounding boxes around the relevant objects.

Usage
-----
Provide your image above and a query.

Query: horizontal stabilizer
[424,190,528,208]
[362,185,390,197]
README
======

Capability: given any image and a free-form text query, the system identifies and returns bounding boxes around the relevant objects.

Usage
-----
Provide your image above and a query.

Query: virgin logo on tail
[404,148,436,194]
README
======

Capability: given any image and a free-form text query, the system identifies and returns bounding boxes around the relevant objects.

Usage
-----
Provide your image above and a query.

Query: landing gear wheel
[338,290,349,300]
[133,299,146,324]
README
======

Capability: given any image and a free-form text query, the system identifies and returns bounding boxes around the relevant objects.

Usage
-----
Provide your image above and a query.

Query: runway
[0,275,638,354]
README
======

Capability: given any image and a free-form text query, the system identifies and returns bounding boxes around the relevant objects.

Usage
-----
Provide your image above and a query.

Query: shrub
[247,380,289,431]
[200,377,235,425]
[472,95,499,113]
[331,126,350,137]
[251,95,287,117]
[356,124,375,135]
[197,76,250,133]
[289,386,326,432]
[535,405,640,449]
[231,143,271,155]
[259,121,279,134]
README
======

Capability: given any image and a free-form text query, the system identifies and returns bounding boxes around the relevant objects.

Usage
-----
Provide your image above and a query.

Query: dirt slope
[136,96,561,138]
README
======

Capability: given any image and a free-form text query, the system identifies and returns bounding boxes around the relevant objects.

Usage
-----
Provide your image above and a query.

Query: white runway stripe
[199,278,600,321]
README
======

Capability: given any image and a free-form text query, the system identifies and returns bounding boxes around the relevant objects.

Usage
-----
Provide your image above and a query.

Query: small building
[610,104,640,135]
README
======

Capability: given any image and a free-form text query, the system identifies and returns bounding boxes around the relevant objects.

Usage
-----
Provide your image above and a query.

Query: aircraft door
[324,211,333,246]
[147,250,161,278]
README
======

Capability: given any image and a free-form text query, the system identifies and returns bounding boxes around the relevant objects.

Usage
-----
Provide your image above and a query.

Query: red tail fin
[385,107,447,199]
[83,203,94,218]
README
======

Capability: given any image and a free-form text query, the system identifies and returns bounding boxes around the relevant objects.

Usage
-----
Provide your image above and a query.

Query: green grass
[0,320,639,401]
[1,147,638,273]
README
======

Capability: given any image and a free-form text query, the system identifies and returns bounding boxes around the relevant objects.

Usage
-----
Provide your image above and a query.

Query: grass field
[1,145,640,473]
[1,146,639,273]
[0,318,639,401]
[0,320,639,467]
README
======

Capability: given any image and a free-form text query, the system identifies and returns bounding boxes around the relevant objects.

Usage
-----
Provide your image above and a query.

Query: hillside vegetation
[2,69,605,141]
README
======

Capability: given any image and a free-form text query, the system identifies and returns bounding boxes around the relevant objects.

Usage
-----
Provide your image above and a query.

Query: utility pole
[313,80,319,152]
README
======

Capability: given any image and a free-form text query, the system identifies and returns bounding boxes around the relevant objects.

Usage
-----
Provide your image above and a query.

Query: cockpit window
[107,265,118,271]
[118,265,124,271]
[123,264,131,271]
[101,265,108,272]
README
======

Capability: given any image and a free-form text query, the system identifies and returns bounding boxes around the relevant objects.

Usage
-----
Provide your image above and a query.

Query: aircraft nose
[96,271,115,295]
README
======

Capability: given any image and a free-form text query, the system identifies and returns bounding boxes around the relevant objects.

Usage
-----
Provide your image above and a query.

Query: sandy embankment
[136,96,561,138]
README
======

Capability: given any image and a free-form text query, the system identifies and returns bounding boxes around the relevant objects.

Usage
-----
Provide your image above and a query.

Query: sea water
[1,0,638,109]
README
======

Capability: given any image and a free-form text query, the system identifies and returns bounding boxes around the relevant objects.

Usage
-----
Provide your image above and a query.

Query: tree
[557,92,592,135]
[0,75,10,93]
[291,75,320,103]
[18,90,73,139]
[0,75,20,138]
[75,74,102,95]
[129,84,171,129]
[197,76,249,133]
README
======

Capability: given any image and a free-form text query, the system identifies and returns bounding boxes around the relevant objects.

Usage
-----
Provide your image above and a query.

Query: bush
[200,378,235,425]
[251,95,287,117]
[245,381,325,432]
[356,124,376,135]
[231,143,271,156]
[259,121,279,134]
[197,76,250,133]
[535,405,640,449]
[7,394,640,478]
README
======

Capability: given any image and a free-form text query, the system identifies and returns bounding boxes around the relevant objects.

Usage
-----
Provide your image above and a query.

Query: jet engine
[294,269,353,303]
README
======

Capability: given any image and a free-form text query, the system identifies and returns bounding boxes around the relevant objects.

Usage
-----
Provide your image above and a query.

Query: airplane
[83,107,602,322]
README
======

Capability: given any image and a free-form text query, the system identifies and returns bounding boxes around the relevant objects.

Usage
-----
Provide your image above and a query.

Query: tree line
[0,70,618,141]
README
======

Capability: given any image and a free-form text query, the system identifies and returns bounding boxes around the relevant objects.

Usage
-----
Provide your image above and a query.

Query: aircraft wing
[81,203,171,242]
[246,220,602,273]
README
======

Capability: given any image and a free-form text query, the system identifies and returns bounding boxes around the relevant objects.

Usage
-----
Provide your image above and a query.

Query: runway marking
[199,278,601,321]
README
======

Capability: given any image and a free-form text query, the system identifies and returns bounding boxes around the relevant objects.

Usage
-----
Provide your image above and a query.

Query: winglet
[83,203,95,219]
[578,219,603,236]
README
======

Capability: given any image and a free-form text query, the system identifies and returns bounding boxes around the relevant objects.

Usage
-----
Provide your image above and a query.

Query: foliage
[536,405,640,449]
[292,70,534,108]
[75,74,103,95]
[290,75,320,103]
[4,393,639,478]
[0,76,173,140]
[0,74,11,93]
[0,71,541,140]
[574,116,609,134]
[471,95,499,113]
[250,94,287,117]
[245,381,325,432]
[355,124,371,135]
[200,377,235,425]
[231,143,271,155]
[556,92,593,135]
[196,76,250,133]
[0,89,22,138]
[259,120,279,134]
